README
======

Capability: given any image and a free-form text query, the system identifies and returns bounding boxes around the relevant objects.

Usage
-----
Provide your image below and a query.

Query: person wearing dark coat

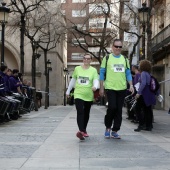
[0,65,9,96]
[134,60,157,132]
[8,69,22,94]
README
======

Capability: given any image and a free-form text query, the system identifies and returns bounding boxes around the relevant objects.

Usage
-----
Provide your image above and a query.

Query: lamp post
[63,68,68,106]
[138,2,149,60]
[32,41,41,88]
[45,59,52,109]
[0,2,10,66]
[31,41,41,112]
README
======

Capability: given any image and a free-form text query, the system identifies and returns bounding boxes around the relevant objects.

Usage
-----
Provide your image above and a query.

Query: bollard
[32,88,38,111]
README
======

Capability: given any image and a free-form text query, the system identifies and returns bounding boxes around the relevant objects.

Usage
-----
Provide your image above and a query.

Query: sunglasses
[114,45,122,49]
[83,57,91,60]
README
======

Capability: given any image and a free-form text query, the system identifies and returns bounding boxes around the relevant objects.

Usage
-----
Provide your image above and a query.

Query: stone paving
[0,105,170,170]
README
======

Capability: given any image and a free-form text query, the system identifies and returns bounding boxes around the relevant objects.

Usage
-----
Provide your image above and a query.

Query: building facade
[120,0,170,110]
[150,0,170,110]
[0,0,67,105]
[61,0,119,76]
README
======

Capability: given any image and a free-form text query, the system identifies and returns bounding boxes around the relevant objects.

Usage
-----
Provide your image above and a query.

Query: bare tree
[8,0,49,74]
[62,0,119,64]
[62,0,144,65]
[24,1,66,109]
[7,0,66,108]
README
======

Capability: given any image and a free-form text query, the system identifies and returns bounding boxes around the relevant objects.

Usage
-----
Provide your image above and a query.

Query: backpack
[104,54,128,80]
[104,54,109,80]
[150,75,160,93]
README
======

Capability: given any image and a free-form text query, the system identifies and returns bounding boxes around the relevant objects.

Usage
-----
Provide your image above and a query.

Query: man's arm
[125,69,134,94]
[99,67,105,96]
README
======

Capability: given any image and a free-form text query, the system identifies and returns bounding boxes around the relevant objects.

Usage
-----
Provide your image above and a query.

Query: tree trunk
[44,50,48,109]
[20,14,25,74]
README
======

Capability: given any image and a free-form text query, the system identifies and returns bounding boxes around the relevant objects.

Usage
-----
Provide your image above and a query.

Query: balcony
[151,24,170,53]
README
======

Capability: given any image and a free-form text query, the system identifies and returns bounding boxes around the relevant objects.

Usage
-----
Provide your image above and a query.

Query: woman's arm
[138,72,147,95]
[66,78,76,95]
[92,79,99,91]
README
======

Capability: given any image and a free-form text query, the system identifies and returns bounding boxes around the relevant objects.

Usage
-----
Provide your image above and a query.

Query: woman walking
[66,53,99,140]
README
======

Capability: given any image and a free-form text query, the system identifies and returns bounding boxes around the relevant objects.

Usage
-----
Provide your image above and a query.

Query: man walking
[99,39,134,139]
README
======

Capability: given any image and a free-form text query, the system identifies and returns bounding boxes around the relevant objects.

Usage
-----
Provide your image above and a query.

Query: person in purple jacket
[134,60,156,132]
[8,69,22,94]
[0,65,9,96]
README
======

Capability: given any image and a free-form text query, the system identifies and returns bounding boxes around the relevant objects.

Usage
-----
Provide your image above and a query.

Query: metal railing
[151,24,170,52]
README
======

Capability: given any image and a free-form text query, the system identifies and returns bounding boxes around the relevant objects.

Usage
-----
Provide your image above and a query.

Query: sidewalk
[0,105,170,170]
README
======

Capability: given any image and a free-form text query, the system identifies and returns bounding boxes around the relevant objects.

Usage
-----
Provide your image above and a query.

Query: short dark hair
[112,39,122,45]
[13,69,19,74]
[18,72,23,78]
[132,64,139,70]
[0,65,7,72]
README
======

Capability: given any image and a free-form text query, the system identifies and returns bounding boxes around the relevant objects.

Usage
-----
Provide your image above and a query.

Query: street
[0,105,170,170]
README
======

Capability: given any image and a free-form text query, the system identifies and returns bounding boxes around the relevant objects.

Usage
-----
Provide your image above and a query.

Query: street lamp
[138,2,149,60]
[45,59,52,108]
[31,41,41,111]
[63,67,68,106]
[0,2,10,66]
[47,59,52,69]
[34,42,41,60]
[32,41,41,88]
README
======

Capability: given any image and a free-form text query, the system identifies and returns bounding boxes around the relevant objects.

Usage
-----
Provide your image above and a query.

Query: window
[77,24,86,30]
[61,10,65,15]
[71,53,84,60]
[89,18,104,28]
[92,38,101,45]
[72,10,86,17]
[89,18,111,29]
[72,38,86,45]
[124,2,129,13]
[72,0,86,2]
[93,51,99,57]
[89,3,108,14]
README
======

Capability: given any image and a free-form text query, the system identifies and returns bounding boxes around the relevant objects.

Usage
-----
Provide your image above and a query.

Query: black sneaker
[143,127,152,131]
[134,126,144,132]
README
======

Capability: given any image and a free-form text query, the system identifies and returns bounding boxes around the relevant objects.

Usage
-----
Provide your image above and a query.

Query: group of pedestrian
[66,39,159,141]
[0,65,33,123]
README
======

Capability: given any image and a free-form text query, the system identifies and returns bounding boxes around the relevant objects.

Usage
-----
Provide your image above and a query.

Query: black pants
[105,89,126,132]
[75,99,93,132]
[135,96,145,126]
[136,96,153,128]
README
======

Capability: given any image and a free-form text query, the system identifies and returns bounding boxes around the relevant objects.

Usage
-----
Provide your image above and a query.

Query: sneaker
[111,131,121,139]
[134,125,145,132]
[76,131,85,140]
[104,129,111,138]
[82,131,89,137]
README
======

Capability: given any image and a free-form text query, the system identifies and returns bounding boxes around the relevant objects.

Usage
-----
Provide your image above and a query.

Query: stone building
[120,0,170,110]
[0,0,67,105]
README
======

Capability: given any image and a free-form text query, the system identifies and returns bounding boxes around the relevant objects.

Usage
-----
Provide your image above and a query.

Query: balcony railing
[151,24,170,52]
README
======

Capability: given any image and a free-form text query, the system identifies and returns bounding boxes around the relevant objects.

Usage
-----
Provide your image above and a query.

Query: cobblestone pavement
[0,105,170,170]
